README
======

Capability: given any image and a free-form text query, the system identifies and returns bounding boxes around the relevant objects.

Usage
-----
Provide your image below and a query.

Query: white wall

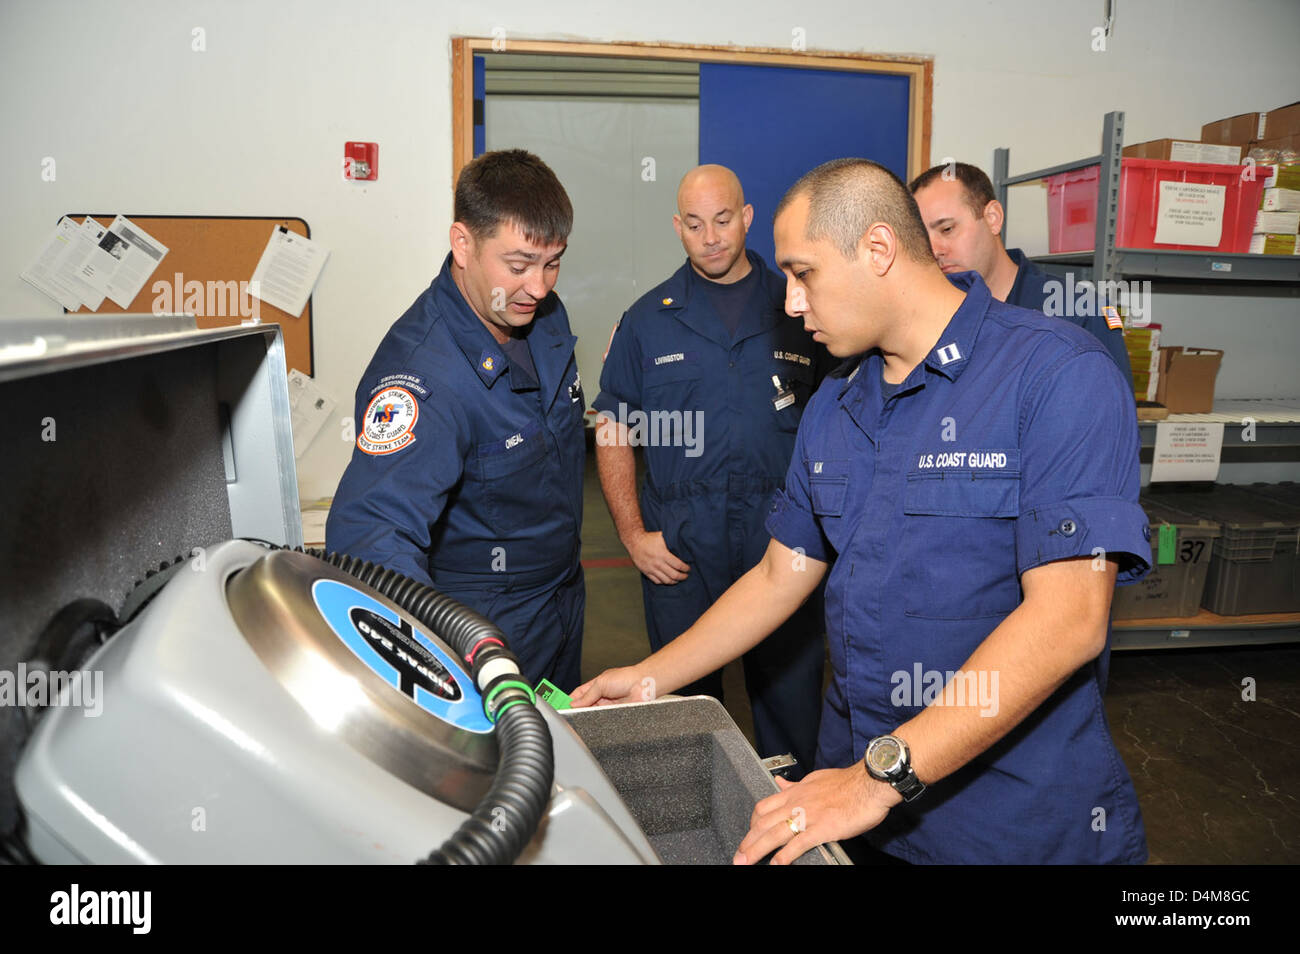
[3,0,1298,498]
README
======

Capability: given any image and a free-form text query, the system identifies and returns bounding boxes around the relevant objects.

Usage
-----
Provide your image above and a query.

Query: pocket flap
[477,423,547,479]
[904,472,1020,518]
[643,350,700,384]
[807,458,850,516]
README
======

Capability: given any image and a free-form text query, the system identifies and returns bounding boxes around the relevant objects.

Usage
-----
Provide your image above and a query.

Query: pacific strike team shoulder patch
[358,386,419,455]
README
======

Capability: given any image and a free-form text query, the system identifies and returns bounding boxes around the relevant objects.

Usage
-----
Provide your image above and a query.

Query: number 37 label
[1157,524,1206,565]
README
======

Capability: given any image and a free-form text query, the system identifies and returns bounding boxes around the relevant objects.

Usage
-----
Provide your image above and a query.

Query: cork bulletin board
[65,215,315,375]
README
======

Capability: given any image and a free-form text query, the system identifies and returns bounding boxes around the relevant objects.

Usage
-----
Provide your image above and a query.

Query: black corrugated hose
[308,549,554,866]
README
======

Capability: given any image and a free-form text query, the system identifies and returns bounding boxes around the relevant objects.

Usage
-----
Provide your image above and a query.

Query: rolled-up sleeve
[1014,349,1152,585]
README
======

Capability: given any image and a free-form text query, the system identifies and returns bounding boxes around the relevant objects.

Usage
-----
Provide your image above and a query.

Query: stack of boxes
[1254,162,1300,254]
[1124,324,1224,413]
[1109,105,1299,623]
[1247,102,1300,164]
[1120,139,1242,164]
[1201,101,1300,164]
[1125,322,1161,403]
[1105,102,1299,256]
[1202,102,1300,255]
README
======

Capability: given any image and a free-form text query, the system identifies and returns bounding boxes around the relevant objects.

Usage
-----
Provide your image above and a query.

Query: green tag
[1157,523,1177,564]
[535,678,571,710]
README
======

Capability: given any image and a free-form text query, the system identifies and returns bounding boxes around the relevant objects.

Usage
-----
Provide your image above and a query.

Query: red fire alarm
[343,142,378,181]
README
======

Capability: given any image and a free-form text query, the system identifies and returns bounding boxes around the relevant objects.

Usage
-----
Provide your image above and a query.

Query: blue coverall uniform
[593,250,831,772]
[1005,247,1133,378]
[326,254,586,690]
[765,272,1152,863]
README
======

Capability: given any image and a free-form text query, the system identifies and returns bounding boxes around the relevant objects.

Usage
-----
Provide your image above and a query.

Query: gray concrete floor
[576,446,1300,864]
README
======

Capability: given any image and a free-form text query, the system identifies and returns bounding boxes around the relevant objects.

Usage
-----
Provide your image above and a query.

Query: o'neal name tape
[358,386,418,455]
[311,579,493,733]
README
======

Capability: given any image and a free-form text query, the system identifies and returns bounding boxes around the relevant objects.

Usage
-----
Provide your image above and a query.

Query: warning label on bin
[1153,182,1226,246]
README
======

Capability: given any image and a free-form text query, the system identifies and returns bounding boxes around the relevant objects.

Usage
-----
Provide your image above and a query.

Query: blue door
[699,63,912,269]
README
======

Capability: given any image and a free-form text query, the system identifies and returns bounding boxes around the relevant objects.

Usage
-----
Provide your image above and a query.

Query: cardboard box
[1202,112,1261,147]
[1121,139,1242,164]
[1248,233,1299,254]
[1126,339,1159,362]
[1155,347,1223,413]
[1124,323,1162,351]
[1125,323,1161,397]
[1259,102,1300,141]
[1131,370,1158,403]
[1261,163,1300,190]
[1263,188,1300,212]
[1254,210,1300,233]
[1128,354,1160,384]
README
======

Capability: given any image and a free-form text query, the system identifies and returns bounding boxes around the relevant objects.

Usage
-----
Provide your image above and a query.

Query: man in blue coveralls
[591,165,829,773]
[574,158,1152,865]
[910,162,1133,377]
[326,149,587,690]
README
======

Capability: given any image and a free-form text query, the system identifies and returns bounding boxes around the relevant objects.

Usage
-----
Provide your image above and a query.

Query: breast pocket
[476,424,549,536]
[642,352,702,412]
[901,470,1022,619]
[805,458,852,552]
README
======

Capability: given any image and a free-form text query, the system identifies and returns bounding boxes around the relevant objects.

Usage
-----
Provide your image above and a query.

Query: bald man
[591,165,830,774]
[576,159,1151,866]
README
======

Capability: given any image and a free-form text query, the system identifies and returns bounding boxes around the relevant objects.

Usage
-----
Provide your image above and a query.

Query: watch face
[867,737,902,775]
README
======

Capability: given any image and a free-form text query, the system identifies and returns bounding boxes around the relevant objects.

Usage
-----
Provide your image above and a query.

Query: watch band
[864,734,927,802]
[891,765,926,802]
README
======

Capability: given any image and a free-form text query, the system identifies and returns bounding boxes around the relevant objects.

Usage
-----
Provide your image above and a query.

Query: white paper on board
[249,226,329,318]
[20,217,105,310]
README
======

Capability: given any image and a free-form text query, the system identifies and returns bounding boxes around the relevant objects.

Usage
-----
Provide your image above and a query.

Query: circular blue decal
[311,579,492,734]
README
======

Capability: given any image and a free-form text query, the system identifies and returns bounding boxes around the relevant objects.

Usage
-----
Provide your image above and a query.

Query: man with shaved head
[576,158,1151,866]
[590,164,830,775]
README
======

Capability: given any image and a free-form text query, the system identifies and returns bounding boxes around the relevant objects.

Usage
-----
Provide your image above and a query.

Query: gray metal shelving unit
[995,111,1300,284]
[994,112,1300,649]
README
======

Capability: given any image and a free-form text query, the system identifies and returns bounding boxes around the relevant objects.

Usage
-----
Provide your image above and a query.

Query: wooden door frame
[451,38,932,185]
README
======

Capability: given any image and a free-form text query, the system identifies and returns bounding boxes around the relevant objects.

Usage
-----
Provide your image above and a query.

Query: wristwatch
[864,735,926,802]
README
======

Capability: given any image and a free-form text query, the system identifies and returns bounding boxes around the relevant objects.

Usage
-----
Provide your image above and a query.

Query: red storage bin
[1046,159,1267,254]
[1045,167,1102,254]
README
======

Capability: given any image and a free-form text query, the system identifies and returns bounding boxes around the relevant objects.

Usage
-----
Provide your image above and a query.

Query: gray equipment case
[1,316,845,865]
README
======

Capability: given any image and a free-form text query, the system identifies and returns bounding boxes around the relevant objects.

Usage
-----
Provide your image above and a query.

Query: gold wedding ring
[786,815,800,834]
